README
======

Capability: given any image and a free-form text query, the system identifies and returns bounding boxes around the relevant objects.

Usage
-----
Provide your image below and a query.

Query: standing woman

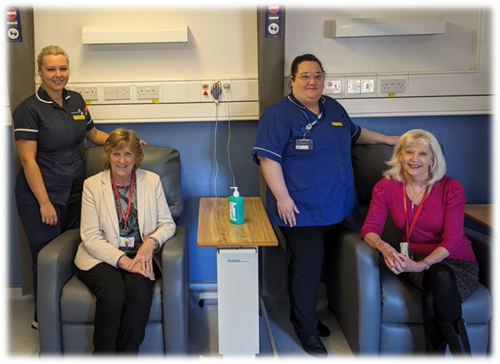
[13,45,109,328]
[252,53,398,357]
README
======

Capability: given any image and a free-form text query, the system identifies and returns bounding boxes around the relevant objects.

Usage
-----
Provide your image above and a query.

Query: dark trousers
[15,189,80,321]
[77,263,154,354]
[280,224,339,338]
[422,264,463,348]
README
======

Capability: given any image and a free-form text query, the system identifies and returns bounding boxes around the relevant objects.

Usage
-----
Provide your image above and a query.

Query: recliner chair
[37,145,189,355]
[325,144,491,355]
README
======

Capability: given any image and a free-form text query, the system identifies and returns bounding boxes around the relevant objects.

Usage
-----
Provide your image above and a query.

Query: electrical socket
[347,79,361,94]
[324,80,342,95]
[361,79,375,94]
[136,85,160,100]
[103,86,117,100]
[75,86,99,101]
[117,86,131,100]
[380,79,406,93]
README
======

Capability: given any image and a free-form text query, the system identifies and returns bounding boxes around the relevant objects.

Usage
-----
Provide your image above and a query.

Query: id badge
[119,236,135,248]
[400,242,411,258]
[295,138,313,150]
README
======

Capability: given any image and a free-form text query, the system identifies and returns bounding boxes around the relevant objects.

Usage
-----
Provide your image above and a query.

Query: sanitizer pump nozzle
[229,187,244,224]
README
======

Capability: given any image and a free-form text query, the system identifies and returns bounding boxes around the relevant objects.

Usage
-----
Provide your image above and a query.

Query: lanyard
[299,108,322,139]
[402,183,429,243]
[111,172,135,230]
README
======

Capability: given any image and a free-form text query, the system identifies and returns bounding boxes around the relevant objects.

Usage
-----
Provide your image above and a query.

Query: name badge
[119,236,135,249]
[399,242,412,258]
[331,122,343,127]
[73,115,85,120]
[295,138,313,150]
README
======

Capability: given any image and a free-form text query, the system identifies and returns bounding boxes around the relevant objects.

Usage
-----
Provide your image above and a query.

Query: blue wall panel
[7,113,492,284]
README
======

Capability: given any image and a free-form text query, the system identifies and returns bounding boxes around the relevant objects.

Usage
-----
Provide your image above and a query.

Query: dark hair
[290,54,325,79]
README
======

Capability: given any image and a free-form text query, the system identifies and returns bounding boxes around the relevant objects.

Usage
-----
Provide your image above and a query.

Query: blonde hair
[102,128,144,170]
[36,45,69,73]
[384,129,446,186]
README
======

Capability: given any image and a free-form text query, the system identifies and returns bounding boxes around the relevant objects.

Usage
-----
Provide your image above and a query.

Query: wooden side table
[465,204,493,229]
[197,197,278,356]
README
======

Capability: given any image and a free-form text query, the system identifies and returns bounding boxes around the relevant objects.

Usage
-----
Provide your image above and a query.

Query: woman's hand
[377,241,407,275]
[129,239,156,280]
[40,201,58,226]
[277,196,300,227]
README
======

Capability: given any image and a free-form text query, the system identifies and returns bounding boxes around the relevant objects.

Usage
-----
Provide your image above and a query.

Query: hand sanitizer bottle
[229,187,244,224]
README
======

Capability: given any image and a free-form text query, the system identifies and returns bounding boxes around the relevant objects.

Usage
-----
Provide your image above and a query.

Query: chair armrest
[37,228,81,354]
[161,225,189,355]
[464,228,499,362]
[325,228,382,354]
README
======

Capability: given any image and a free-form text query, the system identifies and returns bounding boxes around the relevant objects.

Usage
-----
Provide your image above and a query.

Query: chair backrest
[350,144,400,245]
[84,145,184,221]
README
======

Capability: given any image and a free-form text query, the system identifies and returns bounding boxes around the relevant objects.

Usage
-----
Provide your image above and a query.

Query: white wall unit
[330,16,446,38]
[338,95,493,118]
[81,26,188,44]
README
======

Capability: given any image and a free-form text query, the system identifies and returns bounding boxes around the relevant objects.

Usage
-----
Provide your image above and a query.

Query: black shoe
[298,335,327,358]
[317,321,330,337]
[291,312,331,337]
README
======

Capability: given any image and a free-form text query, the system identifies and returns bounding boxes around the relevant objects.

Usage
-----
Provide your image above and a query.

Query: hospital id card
[119,236,135,249]
[296,138,313,150]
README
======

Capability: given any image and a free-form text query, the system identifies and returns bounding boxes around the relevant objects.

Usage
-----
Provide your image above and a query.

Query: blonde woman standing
[13,45,109,328]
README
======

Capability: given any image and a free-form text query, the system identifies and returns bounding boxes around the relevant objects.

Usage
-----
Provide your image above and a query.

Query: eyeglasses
[296,72,325,82]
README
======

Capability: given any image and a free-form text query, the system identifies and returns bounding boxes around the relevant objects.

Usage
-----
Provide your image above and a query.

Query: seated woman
[361,129,478,356]
[74,127,176,354]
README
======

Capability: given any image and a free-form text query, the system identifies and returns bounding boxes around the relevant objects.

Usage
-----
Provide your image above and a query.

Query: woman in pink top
[361,129,478,356]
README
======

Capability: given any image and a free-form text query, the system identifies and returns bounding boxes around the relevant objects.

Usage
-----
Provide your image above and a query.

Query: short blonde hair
[37,45,69,73]
[102,128,144,170]
[384,129,446,186]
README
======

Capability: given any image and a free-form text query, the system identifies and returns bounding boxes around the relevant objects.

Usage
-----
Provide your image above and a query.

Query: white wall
[34,7,258,82]
[284,7,493,116]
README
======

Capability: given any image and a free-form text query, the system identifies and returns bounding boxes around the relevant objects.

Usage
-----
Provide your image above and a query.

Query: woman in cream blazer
[74,128,176,354]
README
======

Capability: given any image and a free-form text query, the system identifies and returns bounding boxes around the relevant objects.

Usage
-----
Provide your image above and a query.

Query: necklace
[405,183,426,211]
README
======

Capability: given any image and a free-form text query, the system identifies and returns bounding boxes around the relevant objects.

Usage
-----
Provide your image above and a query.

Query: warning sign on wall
[265,5,282,38]
[6,7,23,42]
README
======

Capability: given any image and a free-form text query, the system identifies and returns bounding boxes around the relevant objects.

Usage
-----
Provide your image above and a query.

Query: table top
[464,204,493,229]
[197,197,279,247]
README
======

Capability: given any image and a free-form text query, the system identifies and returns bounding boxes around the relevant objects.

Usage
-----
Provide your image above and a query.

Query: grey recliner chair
[37,145,189,355]
[325,144,492,355]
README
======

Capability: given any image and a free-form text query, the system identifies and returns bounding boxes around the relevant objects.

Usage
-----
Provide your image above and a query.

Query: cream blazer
[74,168,176,271]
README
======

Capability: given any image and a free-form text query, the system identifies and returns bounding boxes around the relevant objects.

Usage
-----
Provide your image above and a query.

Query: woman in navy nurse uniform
[252,54,399,357]
[13,45,110,329]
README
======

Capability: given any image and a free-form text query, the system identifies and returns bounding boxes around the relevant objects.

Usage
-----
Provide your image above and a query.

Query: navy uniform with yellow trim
[252,92,361,227]
[14,87,94,205]
[13,86,95,316]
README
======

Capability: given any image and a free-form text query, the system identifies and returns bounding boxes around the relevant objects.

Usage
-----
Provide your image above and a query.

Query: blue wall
[7,113,492,284]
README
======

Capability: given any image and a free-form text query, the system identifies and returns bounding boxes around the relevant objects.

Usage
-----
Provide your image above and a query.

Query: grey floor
[7,283,353,358]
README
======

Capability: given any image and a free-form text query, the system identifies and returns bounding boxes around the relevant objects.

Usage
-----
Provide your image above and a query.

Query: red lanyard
[402,183,429,243]
[111,172,135,230]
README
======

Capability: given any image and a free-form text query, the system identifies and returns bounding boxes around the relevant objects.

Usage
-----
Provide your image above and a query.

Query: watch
[422,259,431,270]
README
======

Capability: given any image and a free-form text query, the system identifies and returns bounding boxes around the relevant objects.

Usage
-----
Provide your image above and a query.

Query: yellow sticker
[84,100,92,105]
[331,122,343,127]
[388,93,396,98]
[73,115,85,120]
[151,99,160,104]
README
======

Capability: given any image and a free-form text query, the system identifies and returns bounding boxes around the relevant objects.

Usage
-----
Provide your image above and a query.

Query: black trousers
[15,187,80,321]
[77,263,155,354]
[280,224,339,338]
